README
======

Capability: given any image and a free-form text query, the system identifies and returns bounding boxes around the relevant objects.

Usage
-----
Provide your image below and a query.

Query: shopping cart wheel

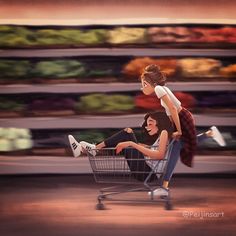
[96,202,105,210]
[165,201,173,210]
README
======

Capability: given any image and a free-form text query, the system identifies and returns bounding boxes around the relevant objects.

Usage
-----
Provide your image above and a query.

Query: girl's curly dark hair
[141,111,173,145]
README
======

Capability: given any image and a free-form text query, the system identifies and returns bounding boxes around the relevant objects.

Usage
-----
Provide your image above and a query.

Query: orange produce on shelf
[123,57,177,79]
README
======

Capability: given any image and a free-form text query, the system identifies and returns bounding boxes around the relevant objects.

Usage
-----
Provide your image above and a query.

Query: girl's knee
[124,128,133,133]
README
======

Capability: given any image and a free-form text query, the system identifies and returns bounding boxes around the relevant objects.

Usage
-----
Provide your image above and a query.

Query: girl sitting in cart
[68,111,225,197]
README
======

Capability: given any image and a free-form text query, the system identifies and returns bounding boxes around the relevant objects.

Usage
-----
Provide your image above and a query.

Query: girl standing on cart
[139,64,225,195]
[140,64,197,168]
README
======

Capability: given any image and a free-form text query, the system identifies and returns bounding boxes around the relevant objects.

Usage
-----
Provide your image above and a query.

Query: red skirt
[178,108,197,167]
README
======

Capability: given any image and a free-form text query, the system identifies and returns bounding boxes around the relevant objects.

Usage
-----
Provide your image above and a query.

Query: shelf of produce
[0,113,235,129]
[0,81,235,94]
[1,48,236,58]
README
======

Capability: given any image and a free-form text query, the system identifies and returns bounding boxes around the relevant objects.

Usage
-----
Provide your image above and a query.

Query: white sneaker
[210,126,226,147]
[68,135,82,158]
[80,141,97,157]
[148,187,169,197]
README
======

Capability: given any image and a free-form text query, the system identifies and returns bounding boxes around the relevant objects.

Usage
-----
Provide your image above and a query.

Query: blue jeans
[163,133,209,182]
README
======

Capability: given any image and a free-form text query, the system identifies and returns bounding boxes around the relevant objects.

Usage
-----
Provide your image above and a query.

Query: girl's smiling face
[145,116,158,136]
[141,79,154,95]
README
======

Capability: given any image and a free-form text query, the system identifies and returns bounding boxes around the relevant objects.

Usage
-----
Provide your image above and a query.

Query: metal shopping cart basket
[88,140,175,210]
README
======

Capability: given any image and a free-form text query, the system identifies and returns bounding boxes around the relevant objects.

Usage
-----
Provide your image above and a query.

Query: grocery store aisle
[0,175,235,236]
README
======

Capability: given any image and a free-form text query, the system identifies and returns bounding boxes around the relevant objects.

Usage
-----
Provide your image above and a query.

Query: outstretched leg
[95,129,154,181]
[69,129,154,181]
[79,128,138,154]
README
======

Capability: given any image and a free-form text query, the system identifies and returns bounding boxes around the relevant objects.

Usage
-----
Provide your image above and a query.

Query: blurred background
[0,0,236,174]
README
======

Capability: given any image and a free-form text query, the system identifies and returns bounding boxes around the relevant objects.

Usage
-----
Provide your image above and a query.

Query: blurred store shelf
[1,18,236,26]
[0,113,235,129]
[0,81,236,94]
[1,48,236,58]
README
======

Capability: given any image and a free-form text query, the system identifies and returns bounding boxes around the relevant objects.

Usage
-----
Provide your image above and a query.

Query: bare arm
[160,94,182,138]
[116,130,168,160]
[138,143,150,148]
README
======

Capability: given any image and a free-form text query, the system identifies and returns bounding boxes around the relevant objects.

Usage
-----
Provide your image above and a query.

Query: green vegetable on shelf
[0,60,31,79]
[35,29,107,46]
[0,128,33,152]
[14,138,33,150]
[76,94,105,111]
[0,128,9,138]
[72,29,107,45]
[0,26,37,47]
[0,98,25,112]
[33,60,86,78]
[102,95,135,112]
[0,127,32,139]
[1,128,22,140]
[0,139,12,152]
[86,69,113,77]
[0,25,17,33]
[0,35,32,47]
[36,29,70,45]
[76,93,134,113]
[14,128,32,139]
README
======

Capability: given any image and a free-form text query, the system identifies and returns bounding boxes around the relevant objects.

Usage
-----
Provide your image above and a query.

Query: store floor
[0,175,235,236]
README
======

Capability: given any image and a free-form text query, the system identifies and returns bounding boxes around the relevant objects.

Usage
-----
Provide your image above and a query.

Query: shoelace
[86,146,92,152]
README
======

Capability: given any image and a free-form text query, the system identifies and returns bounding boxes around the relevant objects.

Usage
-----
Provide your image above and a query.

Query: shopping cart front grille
[88,148,167,184]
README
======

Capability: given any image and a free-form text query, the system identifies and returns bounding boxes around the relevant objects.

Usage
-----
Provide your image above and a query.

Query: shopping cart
[88,140,175,210]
